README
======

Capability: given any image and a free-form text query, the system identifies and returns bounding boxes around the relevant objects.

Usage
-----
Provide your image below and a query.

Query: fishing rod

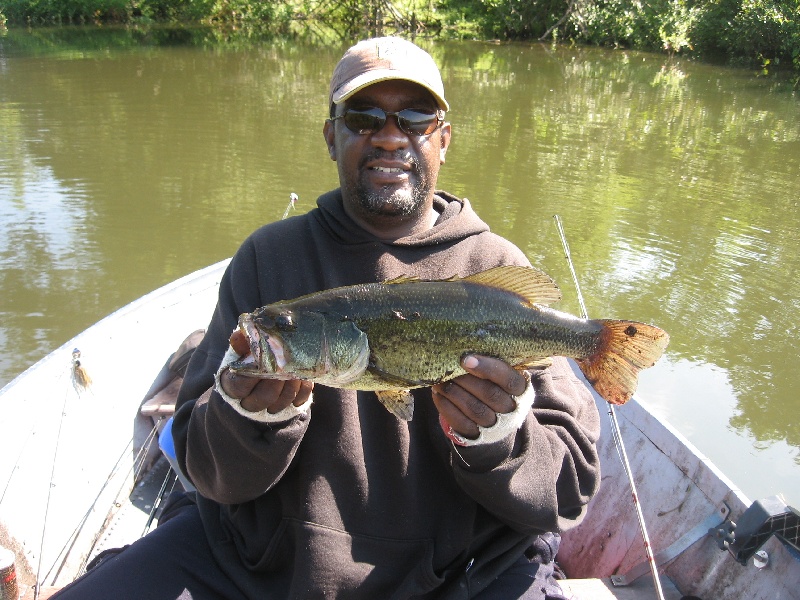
[281,192,298,220]
[46,406,162,585]
[35,368,74,600]
[553,215,666,600]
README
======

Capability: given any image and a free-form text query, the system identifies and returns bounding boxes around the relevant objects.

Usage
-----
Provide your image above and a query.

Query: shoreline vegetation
[0,0,798,83]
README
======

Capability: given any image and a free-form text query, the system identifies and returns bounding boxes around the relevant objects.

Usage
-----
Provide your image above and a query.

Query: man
[54,37,600,599]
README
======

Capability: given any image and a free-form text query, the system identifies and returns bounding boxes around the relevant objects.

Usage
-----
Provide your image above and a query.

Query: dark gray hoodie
[173,189,601,599]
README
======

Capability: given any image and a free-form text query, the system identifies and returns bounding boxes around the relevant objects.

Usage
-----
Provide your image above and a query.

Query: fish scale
[229,265,669,419]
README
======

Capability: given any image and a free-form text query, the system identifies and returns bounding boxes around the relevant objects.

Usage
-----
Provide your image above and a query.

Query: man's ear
[323,120,337,161]
[439,122,452,164]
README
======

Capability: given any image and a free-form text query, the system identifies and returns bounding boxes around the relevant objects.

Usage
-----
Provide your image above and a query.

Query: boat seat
[137,365,195,491]
[559,575,683,599]
[140,328,205,421]
[139,376,181,418]
[137,329,205,492]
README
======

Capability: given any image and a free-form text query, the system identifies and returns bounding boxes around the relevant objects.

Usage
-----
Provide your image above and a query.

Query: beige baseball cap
[329,37,449,111]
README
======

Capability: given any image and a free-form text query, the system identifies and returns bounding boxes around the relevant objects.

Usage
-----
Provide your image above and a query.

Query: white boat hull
[0,259,228,587]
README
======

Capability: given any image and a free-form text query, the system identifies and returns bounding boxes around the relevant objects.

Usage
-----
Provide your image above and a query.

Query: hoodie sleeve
[448,357,601,534]
[172,237,311,504]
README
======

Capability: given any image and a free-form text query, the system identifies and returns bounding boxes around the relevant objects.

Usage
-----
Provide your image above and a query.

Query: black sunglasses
[330,107,445,137]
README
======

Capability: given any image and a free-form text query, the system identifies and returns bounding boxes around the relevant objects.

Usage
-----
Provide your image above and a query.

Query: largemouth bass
[227,266,669,419]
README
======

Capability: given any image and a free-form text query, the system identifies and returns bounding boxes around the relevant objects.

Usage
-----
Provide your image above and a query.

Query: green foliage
[2,0,131,24]
[688,0,800,81]
[557,0,701,52]
[432,0,799,78]
[436,0,569,38]
[479,0,566,38]
[201,0,286,27]
[0,0,292,25]
[687,0,734,56]
[574,0,645,46]
[1,0,798,77]
[672,0,796,70]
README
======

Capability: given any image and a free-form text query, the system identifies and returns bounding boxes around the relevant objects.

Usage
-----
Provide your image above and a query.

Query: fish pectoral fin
[375,390,415,421]
[517,356,553,369]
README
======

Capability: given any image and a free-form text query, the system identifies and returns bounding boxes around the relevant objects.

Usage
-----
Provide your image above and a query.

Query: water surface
[1,27,798,507]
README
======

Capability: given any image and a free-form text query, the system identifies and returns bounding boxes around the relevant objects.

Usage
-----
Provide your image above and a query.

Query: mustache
[361,150,419,171]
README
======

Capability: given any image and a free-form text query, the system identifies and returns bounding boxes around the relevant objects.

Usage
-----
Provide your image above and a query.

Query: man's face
[323,80,451,224]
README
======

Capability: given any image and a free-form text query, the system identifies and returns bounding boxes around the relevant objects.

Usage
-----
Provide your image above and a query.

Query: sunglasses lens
[397,110,440,135]
[343,108,385,134]
[340,108,440,136]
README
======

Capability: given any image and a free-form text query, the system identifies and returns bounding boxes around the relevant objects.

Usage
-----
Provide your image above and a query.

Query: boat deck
[16,455,684,600]
[561,576,682,599]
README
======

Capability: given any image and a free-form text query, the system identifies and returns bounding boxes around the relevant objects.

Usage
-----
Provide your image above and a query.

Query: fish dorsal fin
[463,266,561,307]
[382,266,561,306]
[384,275,422,285]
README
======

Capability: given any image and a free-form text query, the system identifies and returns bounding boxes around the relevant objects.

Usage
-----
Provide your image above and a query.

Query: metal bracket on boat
[610,503,731,587]
[708,495,800,565]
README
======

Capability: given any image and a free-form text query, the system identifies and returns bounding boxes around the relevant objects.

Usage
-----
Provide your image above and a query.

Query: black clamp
[708,495,800,565]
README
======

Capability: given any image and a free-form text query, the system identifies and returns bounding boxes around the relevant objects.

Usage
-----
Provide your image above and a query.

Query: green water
[1,27,798,507]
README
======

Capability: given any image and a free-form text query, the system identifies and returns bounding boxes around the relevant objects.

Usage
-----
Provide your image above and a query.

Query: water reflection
[0,29,798,504]
[0,106,100,378]
[437,43,800,499]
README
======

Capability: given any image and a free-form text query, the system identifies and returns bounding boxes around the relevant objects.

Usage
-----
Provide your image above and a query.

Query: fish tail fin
[576,320,669,405]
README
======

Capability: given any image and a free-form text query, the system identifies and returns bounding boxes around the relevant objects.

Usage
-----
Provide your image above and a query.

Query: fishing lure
[71,348,92,392]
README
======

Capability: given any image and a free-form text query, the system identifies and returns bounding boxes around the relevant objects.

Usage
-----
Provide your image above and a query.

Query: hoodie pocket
[263,517,443,599]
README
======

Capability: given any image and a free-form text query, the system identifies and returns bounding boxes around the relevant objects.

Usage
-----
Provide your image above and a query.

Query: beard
[348,152,434,218]
[357,183,425,217]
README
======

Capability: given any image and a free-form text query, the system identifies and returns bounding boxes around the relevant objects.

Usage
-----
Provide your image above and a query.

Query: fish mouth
[231,319,288,376]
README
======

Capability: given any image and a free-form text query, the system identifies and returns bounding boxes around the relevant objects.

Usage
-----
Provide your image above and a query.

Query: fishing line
[0,388,49,506]
[142,467,179,537]
[34,366,74,600]
[1,361,78,506]
[71,424,161,578]
[48,420,159,583]
[46,435,137,584]
[553,215,665,600]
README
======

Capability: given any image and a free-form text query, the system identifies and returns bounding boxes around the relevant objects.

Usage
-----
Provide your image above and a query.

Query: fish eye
[254,314,275,329]
[275,313,295,331]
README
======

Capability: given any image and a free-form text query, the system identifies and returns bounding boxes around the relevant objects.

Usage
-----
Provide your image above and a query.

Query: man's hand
[219,368,314,414]
[431,355,527,440]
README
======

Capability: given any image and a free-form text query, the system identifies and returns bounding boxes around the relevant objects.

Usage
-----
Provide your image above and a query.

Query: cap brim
[331,69,449,112]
